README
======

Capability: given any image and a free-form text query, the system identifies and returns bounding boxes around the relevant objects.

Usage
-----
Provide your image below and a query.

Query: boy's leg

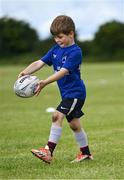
[47,111,64,155]
[31,111,64,163]
[68,118,93,162]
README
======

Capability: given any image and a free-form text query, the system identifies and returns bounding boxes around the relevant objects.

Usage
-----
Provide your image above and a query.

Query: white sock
[48,124,62,143]
[74,129,88,147]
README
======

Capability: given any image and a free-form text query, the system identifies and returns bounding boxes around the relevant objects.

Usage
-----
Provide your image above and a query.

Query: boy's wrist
[18,72,26,78]
[43,79,49,85]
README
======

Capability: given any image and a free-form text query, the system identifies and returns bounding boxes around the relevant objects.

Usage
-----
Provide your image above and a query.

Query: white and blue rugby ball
[14,75,39,98]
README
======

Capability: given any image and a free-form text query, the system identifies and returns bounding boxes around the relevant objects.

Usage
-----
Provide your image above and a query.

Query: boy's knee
[52,112,59,122]
[70,125,78,131]
[69,119,81,132]
[52,111,64,123]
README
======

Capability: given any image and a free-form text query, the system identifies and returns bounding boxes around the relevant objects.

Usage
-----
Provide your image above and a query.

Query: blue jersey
[41,44,86,100]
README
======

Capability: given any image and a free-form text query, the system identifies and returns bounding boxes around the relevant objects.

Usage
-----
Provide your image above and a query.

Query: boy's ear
[69,31,74,37]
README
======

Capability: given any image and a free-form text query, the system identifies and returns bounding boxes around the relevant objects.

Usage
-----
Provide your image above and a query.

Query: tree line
[0,16,124,63]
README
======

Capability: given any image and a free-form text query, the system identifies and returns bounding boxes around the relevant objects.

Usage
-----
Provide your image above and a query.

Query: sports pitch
[0,62,124,179]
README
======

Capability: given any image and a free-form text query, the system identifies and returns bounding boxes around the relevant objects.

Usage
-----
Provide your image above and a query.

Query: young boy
[18,15,93,164]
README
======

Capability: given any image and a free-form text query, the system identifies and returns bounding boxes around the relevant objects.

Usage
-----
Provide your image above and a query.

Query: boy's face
[53,32,74,48]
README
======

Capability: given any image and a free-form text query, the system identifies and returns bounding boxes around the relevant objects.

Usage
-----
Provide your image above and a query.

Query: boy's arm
[18,60,45,78]
[35,68,68,96]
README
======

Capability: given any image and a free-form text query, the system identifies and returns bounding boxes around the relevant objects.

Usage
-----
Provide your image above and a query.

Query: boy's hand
[35,80,47,96]
[18,72,26,78]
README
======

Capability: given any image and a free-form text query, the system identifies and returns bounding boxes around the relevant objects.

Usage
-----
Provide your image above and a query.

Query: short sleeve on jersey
[62,50,82,73]
[40,48,53,66]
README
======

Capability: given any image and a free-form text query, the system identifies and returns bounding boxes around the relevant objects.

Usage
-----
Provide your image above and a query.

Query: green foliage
[0,17,39,55]
[37,37,55,55]
[0,17,124,63]
[93,20,124,57]
[77,40,93,57]
[0,63,124,179]
[77,20,124,60]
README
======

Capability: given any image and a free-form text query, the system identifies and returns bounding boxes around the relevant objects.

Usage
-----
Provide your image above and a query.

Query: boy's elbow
[36,60,45,69]
[61,68,69,75]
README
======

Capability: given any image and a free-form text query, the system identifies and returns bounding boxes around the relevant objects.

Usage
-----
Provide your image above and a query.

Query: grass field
[0,62,124,179]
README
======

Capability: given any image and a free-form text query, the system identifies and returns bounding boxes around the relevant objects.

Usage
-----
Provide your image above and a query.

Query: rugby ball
[14,75,39,98]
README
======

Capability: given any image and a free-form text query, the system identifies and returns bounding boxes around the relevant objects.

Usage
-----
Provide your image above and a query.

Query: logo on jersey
[53,54,57,59]
[62,56,67,63]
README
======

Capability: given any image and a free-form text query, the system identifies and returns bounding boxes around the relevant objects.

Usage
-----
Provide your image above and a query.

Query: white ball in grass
[46,107,55,113]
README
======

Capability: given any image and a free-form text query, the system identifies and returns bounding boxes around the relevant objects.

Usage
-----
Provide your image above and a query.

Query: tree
[0,17,39,55]
[93,20,124,57]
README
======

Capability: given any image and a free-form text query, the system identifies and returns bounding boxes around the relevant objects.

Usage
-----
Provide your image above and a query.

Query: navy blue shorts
[56,98,85,122]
